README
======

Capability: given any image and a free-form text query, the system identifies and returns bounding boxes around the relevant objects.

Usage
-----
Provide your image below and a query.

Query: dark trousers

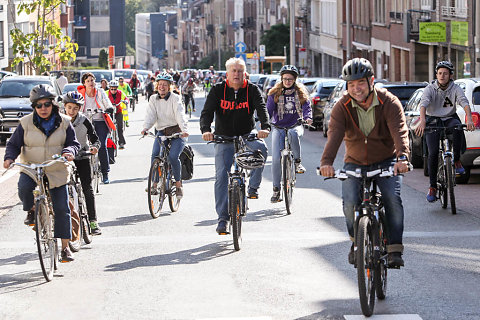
[115,112,126,145]
[183,93,195,112]
[94,121,110,175]
[74,159,97,222]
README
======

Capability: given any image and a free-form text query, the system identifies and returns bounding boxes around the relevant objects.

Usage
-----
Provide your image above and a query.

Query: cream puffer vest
[19,113,72,188]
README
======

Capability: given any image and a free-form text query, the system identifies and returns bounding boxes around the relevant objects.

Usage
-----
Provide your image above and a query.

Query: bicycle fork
[228,174,247,216]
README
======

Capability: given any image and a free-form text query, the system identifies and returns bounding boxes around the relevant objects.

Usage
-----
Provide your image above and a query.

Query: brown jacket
[321,87,409,166]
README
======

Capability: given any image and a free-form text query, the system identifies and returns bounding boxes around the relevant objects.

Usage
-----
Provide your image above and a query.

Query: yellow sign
[451,21,468,46]
[419,22,446,42]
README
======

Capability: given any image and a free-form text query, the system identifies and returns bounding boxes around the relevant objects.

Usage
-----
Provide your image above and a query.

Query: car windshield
[317,84,338,95]
[386,87,424,101]
[62,83,81,94]
[249,75,260,83]
[90,71,112,82]
[114,70,134,79]
[472,87,480,105]
[258,77,267,85]
[0,80,51,98]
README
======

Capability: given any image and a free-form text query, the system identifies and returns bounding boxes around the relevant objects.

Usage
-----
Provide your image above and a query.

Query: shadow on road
[246,207,289,221]
[0,270,46,294]
[100,214,152,227]
[104,242,234,272]
[109,177,146,184]
[294,298,360,320]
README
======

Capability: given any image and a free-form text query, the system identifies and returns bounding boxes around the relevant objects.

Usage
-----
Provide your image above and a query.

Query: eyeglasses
[111,88,118,90]
[35,101,53,109]
[282,78,295,82]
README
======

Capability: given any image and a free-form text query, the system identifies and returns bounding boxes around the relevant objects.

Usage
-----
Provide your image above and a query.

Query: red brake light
[312,97,320,105]
[469,112,480,128]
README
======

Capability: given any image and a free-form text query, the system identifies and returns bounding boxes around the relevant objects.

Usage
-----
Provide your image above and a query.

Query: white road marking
[0,168,18,184]
[344,315,423,320]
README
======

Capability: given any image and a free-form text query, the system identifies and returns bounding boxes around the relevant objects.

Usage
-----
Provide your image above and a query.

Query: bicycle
[322,165,409,316]
[6,156,72,281]
[425,124,466,215]
[129,96,135,112]
[90,152,101,194]
[142,131,183,218]
[183,93,194,118]
[209,134,265,251]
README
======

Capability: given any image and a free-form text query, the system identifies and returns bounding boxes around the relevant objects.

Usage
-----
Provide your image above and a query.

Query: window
[0,21,3,58]
[320,0,336,36]
[90,31,110,48]
[90,0,109,16]
[374,0,385,24]
[421,0,433,10]
[311,0,320,32]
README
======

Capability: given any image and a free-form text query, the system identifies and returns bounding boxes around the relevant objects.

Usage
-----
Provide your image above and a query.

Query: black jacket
[200,80,270,136]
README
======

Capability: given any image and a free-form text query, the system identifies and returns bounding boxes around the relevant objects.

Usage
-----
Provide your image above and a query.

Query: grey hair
[225,57,246,71]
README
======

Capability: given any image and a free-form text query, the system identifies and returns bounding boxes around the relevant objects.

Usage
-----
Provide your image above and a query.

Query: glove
[105,107,115,115]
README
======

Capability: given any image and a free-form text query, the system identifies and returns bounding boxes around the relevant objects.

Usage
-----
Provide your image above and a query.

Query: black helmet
[341,58,374,81]
[62,91,85,107]
[30,84,57,103]
[435,60,454,74]
[280,65,299,77]
[235,150,265,170]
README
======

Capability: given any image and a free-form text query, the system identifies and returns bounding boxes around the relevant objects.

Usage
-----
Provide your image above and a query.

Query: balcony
[405,9,432,42]
[73,15,87,29]
[441,6,467,18]
[0,41,4,58]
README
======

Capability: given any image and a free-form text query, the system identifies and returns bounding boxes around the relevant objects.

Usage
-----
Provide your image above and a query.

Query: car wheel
[456,166,471,184]
[322,122,327,138]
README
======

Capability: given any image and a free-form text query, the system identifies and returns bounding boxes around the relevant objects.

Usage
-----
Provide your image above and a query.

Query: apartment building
[0,0,8,70]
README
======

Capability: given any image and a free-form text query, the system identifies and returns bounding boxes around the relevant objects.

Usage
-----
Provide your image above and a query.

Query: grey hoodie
[420,80,469,118]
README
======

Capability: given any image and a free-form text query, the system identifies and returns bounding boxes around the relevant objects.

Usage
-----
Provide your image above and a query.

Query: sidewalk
[0,146,20,219]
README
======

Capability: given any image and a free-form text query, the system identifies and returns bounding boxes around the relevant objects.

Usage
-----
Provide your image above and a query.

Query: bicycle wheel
[188,104,192,118]
[168,172,180,212]
[91,156,100,194]
[282,154,294,215]
[35,199,56,282]
[437,159,448,209]
[113,130,118,157]
[375,212,388,300]
[230,180,243,251]
[131,98,135,112]
[68,185,82,252]
[148,158,167,218]
[446,157,456,214]
[356,216,376,317]
[78,189,93,244]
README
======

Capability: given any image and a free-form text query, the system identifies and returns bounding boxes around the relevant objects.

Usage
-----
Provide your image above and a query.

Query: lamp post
[290,0,295,65]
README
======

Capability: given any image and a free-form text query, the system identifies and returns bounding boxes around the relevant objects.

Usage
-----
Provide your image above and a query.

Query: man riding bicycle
[200,57,270,234]
[414,60,475,202]
[182,78,197,113]
[129,73,140,103]
[320,58,410,268]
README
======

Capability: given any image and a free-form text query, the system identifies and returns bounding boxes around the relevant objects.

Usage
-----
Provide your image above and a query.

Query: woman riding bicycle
[107,80,129,149]
[267,65,312,203]
[141,72,189,199]
[414,60,475,202]
[63,91,102,235]
[3,84,80,262]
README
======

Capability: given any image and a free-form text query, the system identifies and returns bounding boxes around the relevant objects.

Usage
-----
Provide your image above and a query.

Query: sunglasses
[111,88,118,90]
[35,101,53,109]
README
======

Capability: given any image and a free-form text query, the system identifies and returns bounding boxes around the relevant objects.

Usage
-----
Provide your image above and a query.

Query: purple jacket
[266,92,312,127]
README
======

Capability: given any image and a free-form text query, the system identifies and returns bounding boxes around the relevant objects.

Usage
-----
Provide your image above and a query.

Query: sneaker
[270,187,282,203]
[216,220,230,235]
[102,174,110,184]
[176,186,183,199]
[61,247,75,262]
[387,252,404,268]
[454,161,465,175]
[90,220,102,235]
[426,187,436,202]
[348,242,355,265]
[125,121,129,127]
[119,144,125,150]
[295,161,306,174]
[24,210,35,226]
[247,189,258,199]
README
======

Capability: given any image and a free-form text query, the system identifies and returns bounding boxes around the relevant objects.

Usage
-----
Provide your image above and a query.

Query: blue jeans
[214,137,268,222]
[271,125,303,188]
[151,132,186,182]
[18,173,72,239]
[342,159,404,253]
[94,121,110,175]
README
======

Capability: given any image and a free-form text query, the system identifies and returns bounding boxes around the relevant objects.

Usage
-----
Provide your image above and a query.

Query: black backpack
[180,145,194,180]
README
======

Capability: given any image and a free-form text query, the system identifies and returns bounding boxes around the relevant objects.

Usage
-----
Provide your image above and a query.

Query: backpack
[180,145,194,180]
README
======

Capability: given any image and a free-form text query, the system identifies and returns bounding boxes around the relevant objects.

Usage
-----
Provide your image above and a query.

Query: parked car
[298,77,325,93]
[308,78,343,131]
[262,75,280,97]
[62,82,83,94]
[256,75,268,91]
[375,81,429,108]
[0,76,63,144]
[113,68,136,81]
[80,69,114,83]
[50,70,81,83]
[404,78,480,183]
[322,80,346,137]
[248,73,262,85]
[0,71,16,81]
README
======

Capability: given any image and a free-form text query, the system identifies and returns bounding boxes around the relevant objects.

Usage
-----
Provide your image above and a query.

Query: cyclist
[129,73,140,103]
[3,84,80,262]
[266,65,313,203]
[107,80,129,149]
[182,78,197,113]
[63,91,102,235]
[414,60,475,202]
[141,72,189,199]
[146,76,156,101]
[77,72,115,184]
[100,79,109,92]
[117,77,131,127]
[319,58,410,268]
[200,57,270,234]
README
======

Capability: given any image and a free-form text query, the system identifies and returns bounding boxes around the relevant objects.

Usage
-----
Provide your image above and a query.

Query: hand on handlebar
[3,159,13,169]
[319,165,335,177]
[62,153,75,161]
[393,160,410,176]
[257,129,270,139]
[202,132,214,141]
[89,146,98,155]
[466,118,476,131]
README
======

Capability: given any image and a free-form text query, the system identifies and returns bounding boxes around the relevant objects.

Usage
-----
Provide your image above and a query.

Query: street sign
[252,52,259,59]
[259,44,265,62]
[235,41,246,53]
[235,53,246,61]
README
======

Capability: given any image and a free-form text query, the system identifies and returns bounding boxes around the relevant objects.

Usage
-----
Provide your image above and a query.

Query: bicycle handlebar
[207,133,258,144]
[140,131,183,141]
[425,124,467,132]
[317,162,413,180]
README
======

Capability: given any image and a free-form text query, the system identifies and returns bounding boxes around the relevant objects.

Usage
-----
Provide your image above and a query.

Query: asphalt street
[0,92,479,320]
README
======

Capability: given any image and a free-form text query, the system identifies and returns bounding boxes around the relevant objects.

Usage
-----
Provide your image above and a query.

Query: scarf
[35,112,57,137]
[277,87,303,120]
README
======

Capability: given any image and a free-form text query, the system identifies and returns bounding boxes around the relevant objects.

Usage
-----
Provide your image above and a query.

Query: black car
[0,76,63,144]
[375,81,428,108]
[308,78,343,131]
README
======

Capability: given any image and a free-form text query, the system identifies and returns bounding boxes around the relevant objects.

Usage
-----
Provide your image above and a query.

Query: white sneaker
[295,162,306,174]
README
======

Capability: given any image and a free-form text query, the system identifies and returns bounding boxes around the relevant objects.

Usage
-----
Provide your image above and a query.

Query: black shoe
[216,220,230,235]
[61,247,75,262]
[102,174,110,184]
[24,210,35,226]
[270,187,282,203]
[348,242,355,265]
[387,252,404,268]
[247,189,258,199]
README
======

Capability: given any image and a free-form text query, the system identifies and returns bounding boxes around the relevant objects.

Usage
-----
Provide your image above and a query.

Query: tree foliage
[10,0,78,74]
[98,49,108,69]
[125,0,144,52]
[260,23,289,57]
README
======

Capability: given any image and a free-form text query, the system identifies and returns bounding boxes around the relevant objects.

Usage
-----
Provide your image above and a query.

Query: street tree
[125,0,144,53]
[98,49,108,69]
[260,23,289,56]
[9,0,78,74]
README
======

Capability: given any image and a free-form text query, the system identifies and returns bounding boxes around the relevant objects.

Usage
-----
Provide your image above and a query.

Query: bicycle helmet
[30,84,57,103]
[109,80,119,87]
[280,65,299,77]
[62,91,85,107]
[235,150,265,170]
[156,72,173,83]
[341,58,374,81]
[435,60,454,74]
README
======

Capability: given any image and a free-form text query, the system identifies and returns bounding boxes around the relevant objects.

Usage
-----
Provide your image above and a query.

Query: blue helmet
[62,91,85,107]
[156,72,173,83]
